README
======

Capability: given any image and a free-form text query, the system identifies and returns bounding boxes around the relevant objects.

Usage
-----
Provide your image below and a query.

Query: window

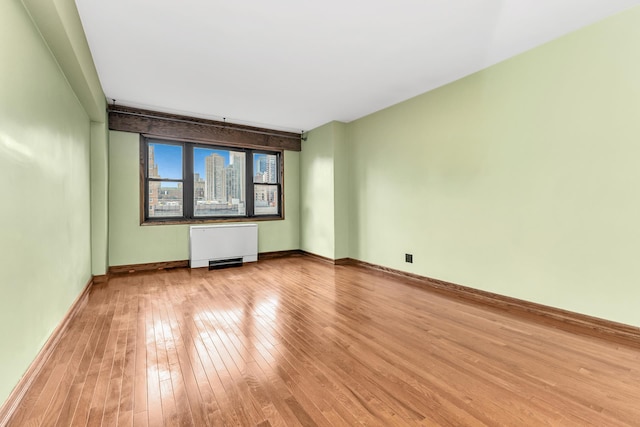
[143,137,282,223]
[253,152,280,215]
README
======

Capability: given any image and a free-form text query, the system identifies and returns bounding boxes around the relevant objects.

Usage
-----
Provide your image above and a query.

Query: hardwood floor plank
[160,288,210,427]
[101,304,129,426]
[66,288,119,426]
[235,268,473,425]
[132,290,148,418]
[172,320,225,425]
[218,280,358,427]
[54,290,113,426]
[190,314,243,427]
[196,305,265,425]
[85,289,125,426]
[157,295,195,426]
[141,276,163,427]
[203,282,330,426]
[6,257,640,426]
[132,410,148,427]
[116,289,138,426]
[39,308,99,426]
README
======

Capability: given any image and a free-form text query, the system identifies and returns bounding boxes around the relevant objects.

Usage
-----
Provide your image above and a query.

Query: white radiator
[189,224,258,268]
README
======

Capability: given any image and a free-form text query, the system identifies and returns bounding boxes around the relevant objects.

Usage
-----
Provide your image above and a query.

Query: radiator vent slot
[209,258,243,270]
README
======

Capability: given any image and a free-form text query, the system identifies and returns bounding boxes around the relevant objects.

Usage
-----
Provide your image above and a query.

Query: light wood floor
[7,256,640,426]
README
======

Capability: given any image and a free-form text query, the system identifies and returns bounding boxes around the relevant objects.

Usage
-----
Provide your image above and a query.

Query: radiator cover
[189,224,258,268]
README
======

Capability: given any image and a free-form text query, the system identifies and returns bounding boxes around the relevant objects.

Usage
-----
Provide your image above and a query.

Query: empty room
[2,0,640,425]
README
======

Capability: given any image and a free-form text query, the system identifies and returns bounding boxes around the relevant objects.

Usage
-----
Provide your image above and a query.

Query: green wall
[300,121,349,259]
[91,121,109,275]
[300,123,336,259]
[22,0,110,276]
[108,131,300,266]
[333,122,350,259]
[345,6,640,326]
[0,0,104,404]
[300,121,350,259]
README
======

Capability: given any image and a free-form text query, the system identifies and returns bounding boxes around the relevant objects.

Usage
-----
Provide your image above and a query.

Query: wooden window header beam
[108,105,302,152]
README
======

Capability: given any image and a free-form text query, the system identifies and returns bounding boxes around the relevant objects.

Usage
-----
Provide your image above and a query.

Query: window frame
[144,139,186,219]
[141,135,284,225]
[252,150,282,217]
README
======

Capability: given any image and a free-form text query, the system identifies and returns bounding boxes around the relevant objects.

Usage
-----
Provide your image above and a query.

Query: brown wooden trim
[0,277,94,426]
[343,258,640,348]
[109,252,304,272]
[296,252,351,266]
[109,253,304,273]
[300,251,338,265]
[298,252,352,266]
[109,260,190,275]
[258,250,305,261]
[109,105,301,151]
[93,274,109,284]
[109,252,307,276]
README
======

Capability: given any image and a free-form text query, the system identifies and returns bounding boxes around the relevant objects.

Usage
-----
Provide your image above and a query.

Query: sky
[151,143,231,179]
[151,143,269,180]
[193,147,231,177]
[151,143,182,179]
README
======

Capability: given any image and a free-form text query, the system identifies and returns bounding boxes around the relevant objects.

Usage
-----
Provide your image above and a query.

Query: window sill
[140,216,283,226]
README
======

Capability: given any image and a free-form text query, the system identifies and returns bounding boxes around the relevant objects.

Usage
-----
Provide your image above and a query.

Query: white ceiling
[75,0,640,133]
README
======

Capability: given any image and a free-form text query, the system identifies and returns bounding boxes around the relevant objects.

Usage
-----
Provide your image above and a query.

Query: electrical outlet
[405,253,413,263]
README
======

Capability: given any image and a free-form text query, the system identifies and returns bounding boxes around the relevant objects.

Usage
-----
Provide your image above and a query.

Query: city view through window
[147,142,279,218]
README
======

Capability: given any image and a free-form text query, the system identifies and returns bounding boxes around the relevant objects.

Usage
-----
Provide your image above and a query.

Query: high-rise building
[227,152,245,202]
[148,145,160,215]
[194,172,205,201]
[266,154,277,183]
[205,153,226,202]
[253,153,268,183]
[257,156,267,174]
[148,145,160,178]
[225,167,239,201]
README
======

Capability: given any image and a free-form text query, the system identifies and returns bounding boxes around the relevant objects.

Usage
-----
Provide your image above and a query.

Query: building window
[143,137,282,223]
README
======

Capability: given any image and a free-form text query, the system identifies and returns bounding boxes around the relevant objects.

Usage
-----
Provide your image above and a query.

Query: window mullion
[246,149,254,217]
[184,144,194,219]
[143,138,150,221]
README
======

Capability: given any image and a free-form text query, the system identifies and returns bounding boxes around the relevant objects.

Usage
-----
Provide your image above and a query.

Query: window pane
[148,143,182,179]
[253,153,278,183]
[254,185,279,215]
[148,181,183,217]
[193,147,246,217]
